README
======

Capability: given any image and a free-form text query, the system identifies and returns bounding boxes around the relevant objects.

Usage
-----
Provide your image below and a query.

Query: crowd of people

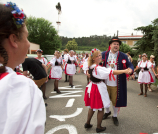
[1,2,158,134]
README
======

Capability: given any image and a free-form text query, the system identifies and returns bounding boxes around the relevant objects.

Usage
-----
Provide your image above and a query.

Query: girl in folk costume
[47,51,63,94]
[0,2,46,134]
[35,49,48,65]
[148,55,156,92]
[134,53,157,97]
[84,49,130,133]
[65,50,78,87]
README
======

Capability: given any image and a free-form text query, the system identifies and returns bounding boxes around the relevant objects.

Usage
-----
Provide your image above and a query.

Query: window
[31,50,37,54]
[133,41,137,45]
[122,41,126,44]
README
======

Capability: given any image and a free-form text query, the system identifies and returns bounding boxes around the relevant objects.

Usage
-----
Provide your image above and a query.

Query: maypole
[56,2,61,34]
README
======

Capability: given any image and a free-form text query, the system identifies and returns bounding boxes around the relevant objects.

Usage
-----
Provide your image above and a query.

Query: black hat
[109,37,122,45]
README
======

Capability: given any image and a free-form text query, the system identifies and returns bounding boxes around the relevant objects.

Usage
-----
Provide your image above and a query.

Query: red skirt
[84,83,103,109]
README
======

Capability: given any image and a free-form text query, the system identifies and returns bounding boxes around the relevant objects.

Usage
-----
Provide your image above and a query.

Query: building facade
[28,42,40,54]
[118,34,143,47]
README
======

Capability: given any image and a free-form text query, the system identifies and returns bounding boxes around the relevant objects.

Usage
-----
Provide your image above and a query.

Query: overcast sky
[1,0,158,37]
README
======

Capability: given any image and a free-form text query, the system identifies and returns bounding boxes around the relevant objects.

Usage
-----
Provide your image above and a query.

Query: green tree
[66,39,78,51]
[134,24,155,58]
[26,16,62,54]
[119,43,133,53]
[152,18,158,64]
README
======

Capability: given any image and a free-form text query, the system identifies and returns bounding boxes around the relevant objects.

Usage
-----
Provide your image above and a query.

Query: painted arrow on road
[49,108,83,121]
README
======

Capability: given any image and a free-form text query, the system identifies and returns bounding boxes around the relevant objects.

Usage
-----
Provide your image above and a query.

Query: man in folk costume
[102,37,134,126]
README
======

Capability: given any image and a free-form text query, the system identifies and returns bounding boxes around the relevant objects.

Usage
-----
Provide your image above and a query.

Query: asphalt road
[44,71,158,134]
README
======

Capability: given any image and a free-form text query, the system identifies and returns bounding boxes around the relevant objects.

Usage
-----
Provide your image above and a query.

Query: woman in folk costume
[84,49,130,133]
[148,55,156,92]
[65,50,78,87]
[35,49,48,65]
[63,49,69,82]
[82,53,90,84]
[0,2,46,134]
[47,51,63,94]
[134,53,157,97]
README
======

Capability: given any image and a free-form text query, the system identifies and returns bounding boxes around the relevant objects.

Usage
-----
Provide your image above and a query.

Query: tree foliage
[119,43,133,54]
[134,20,158,62]
[26,16,62,54]
[152,18,158,64]
[60,35,111,51]
[66,39,78,51]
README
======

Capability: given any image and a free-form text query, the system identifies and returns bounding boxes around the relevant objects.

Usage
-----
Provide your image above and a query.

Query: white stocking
[105,108,110,113]
[113,106,118,117]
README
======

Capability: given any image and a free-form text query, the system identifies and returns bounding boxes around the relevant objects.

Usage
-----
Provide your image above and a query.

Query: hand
[127,68,133,74]
[86,71,90,78]
[124,68,131,74]
[46,77,48,83]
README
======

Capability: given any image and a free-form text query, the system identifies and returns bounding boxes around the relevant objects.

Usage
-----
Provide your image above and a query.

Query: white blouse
[0,67,46,134]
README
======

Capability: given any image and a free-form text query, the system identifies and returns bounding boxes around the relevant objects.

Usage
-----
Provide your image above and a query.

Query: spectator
[22,57,48,99]
[137,54,142,63]
[126,52,133,62]
[0,2,46,134]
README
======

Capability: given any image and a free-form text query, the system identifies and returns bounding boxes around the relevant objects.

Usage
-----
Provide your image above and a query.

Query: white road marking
[58,85,83,90]
[58,87,82,90]
[49,90,83,98]
[45,124,77,134]
[50,108,83,121]
[65,99,75,107]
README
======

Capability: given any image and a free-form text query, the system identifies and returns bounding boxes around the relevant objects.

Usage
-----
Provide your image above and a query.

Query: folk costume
[63,53,69,82]
[102,50,134,107]
[49,57,63,80]
[65,56,77,76]
[0,67,46,134]
[84,64,111,111]
[148,60,156,83]
[35,57,48,65]
[36,49,48,65]
[137,60,154,84]
[102,37,134,125]
[82,57,89,75]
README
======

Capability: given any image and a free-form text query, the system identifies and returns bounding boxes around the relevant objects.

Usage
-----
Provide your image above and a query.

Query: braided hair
[0,4,26,73]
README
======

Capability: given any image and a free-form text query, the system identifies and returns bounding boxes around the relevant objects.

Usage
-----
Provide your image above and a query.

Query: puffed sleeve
[64,55,68,62]
[1,74,46,134]
[147,61,152,68]
[92,66,112,79]
[82,60,88,71]
[49,58,56,66]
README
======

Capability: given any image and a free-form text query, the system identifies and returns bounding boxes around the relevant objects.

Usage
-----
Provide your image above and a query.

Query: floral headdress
[36,49,43,53]
[142,53,147,57]
[4,2,25,28]
[90,48,99,56]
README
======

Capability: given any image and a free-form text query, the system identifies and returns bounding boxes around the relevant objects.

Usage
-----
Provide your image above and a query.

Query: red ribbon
[109,70,116,81]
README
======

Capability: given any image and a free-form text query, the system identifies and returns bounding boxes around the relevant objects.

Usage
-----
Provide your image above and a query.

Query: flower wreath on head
[90,48,99,56]
[4,2,25,28]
